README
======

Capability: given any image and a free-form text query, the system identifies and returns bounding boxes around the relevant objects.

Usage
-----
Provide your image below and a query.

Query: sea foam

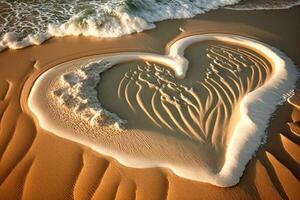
[0,0,241,52]
[1,0,299,52]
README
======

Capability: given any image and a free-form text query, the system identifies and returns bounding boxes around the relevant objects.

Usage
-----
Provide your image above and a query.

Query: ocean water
[0,0,299,51]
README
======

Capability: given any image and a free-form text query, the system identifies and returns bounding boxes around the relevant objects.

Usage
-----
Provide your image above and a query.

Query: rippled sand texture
[0,48,299,200]
[99,42,271,178]
[109,42,270,143]
[0,39,299,200]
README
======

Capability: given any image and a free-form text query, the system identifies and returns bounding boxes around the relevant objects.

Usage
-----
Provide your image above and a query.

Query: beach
[0,4,299,200]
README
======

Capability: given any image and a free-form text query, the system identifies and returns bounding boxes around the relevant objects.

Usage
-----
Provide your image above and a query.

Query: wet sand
[0,6,299,200]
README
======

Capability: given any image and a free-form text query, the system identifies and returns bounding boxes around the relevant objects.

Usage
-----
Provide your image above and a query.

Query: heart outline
[27,34,299,187]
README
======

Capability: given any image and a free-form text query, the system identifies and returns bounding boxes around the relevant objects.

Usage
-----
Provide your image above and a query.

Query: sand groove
[117,44,271,145]
[73,152,109,200]
[0,61,36,162]
[114,179,132,200]
[254,98,300,200]
[0,60,39,200]
[0,113,36,186]
[267,152,299,199]
[0,157,35,200]
[288,122,300,138]
[131,169,169,200]
[0,80,10,101]
[0,80,11,124]
[267,132,300,181]
[92,164,121,200]
[19,158,35,200]
[280,133,300,164]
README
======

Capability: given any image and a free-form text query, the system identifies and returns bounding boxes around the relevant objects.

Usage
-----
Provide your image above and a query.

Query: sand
[0,6,299,200]
[27,33,298,187]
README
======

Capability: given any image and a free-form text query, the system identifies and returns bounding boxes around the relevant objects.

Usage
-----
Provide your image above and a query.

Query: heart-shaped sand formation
[27,34,299,187]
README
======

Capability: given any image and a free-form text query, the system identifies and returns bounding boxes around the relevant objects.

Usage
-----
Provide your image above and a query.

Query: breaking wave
[0,0,241,51]
[0,0,299,52]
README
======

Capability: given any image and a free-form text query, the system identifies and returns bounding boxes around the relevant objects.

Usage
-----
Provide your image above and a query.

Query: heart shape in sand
[27,34,298,187]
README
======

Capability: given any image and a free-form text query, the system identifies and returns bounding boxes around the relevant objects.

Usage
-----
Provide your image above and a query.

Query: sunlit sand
[27,34,298,187]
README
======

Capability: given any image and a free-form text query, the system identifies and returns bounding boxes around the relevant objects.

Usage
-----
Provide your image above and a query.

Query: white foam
[1,0,299,52]
[27,34,299,187]
[0,32,50,51]
[0,0,241,52]
[53,61,127,129]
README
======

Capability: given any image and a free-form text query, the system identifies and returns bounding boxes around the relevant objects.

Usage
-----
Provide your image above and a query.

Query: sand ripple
[116,44,271,143]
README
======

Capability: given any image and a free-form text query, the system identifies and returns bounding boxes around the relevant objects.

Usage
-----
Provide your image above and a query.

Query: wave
[0,0,240,52]
[0,0,299,52]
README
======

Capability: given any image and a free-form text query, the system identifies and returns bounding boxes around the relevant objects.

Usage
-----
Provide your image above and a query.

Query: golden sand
[0,7,299,200]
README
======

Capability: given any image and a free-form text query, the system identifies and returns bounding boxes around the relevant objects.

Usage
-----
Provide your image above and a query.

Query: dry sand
[0,6,299,200]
